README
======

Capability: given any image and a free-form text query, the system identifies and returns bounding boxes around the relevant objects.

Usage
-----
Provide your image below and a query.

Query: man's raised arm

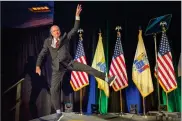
[67,4,82,39]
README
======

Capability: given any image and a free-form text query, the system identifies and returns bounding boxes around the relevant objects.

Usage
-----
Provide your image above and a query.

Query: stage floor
[30,112,181,121]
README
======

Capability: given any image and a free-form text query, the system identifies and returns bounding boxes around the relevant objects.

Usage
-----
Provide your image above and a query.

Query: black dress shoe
[105,76,117,86]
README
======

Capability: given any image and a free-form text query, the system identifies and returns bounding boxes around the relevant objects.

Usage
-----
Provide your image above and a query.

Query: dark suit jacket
[36,20,80,71]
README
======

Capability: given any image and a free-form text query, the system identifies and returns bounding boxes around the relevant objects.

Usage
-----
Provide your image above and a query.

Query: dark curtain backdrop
[2,26,53,121]
[2,1,181,121]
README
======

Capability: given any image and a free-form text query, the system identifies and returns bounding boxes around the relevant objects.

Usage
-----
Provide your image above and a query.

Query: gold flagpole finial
[98,28,102,36]
[115,26,122,38]
[78,28,84,41]
[160,21,167,33]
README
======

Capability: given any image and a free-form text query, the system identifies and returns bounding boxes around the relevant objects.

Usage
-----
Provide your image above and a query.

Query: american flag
[155,32,177,92]
[109,36,128,91]
[70,39,89,91]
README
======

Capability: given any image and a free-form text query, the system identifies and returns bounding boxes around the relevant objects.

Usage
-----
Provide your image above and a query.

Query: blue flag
[86,75,97,114]
[125,80,142,113]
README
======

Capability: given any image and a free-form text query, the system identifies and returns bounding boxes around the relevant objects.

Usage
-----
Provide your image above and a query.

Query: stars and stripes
[70,39,89,91]
[109,37,128,91]
[155,32,177,92]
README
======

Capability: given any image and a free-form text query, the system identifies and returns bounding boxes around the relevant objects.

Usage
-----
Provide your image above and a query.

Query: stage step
[29,112,181,121]
[29,112,108,121]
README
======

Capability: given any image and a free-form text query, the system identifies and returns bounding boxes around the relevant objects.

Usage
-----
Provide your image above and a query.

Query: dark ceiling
[2,1,54,28]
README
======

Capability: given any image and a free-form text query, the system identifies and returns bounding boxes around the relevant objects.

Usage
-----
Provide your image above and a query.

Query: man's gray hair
[50,25,60,33]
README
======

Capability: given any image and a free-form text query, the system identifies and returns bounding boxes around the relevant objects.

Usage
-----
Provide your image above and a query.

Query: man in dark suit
[36,4,116,121]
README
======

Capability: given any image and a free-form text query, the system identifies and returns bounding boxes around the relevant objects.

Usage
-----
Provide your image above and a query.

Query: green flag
[91,32,109,114]
[178,54,181,77]
[176,54,181,112]
[162,54,181,112]
[98,21,110,114]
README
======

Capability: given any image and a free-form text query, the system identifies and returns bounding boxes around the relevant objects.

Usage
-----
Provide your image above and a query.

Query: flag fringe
[70,81,89,91]
[154,72,177,93]
[112,84,128,92]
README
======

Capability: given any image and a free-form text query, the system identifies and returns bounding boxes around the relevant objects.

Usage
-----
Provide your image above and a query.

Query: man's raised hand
[76,4,82,16]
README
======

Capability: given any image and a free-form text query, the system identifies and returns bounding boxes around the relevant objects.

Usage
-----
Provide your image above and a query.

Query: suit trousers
[50,61,106,110]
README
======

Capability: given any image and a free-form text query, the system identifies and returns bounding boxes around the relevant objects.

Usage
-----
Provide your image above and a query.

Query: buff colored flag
[132,29,154,97]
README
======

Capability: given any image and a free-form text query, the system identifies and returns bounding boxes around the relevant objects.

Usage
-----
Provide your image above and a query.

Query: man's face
[50,25,61,38]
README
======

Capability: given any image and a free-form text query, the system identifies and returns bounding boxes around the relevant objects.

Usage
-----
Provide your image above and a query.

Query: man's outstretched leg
[67,61,116,86]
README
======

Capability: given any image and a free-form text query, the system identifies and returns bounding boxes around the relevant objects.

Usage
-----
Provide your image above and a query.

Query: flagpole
[160,22,169,112]
[119,90,123,116]
[115,26,124,116]
[166,92,168,111]
[153,33,161,111]
[99,87,102,115]
[106,20,109,114]
[143,97,145,115]
[78,28,84,115]
[139,26,147,118]
[98,29,102,115]
[79,89,83,115]
[143,97,146,117]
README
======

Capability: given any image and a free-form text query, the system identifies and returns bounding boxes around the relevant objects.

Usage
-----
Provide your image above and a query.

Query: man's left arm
[67,16,80,40]
[67,4,82,40]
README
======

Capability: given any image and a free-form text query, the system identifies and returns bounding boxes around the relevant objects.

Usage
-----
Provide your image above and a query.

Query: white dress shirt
[51,38,60,48]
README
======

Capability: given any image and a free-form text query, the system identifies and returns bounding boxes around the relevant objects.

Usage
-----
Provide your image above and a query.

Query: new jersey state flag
[132,29,154,97]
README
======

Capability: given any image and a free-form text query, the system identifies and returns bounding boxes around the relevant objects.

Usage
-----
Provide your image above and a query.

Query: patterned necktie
[56,39,59,48]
